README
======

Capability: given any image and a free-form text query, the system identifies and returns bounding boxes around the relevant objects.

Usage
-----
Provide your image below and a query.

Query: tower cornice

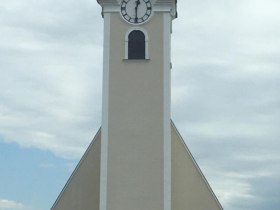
[154,0,177,18]
[96,0,119,7]
[97,0,177,19]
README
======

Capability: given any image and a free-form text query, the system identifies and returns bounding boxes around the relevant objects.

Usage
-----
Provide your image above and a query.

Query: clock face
[121,0,152,25]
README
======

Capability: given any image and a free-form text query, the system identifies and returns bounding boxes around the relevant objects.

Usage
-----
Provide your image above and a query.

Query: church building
[51,0,223,210]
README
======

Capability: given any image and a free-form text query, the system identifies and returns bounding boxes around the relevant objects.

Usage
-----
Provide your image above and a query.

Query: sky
[0,0,280,209]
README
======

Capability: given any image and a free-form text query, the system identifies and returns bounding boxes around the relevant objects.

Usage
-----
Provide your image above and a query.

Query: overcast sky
[0,0,280,209]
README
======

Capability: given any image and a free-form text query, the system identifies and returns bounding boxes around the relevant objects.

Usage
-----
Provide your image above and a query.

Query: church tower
[51,1,223,210]
[98,1,176,210]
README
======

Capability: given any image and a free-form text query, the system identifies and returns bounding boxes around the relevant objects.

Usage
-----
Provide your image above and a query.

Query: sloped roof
[51,121,223,210]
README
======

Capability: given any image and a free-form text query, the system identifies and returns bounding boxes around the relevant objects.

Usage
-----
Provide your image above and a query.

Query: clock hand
[135,0,141,23]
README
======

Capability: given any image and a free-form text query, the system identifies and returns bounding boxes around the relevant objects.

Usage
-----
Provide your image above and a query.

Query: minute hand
[135,0,140,23]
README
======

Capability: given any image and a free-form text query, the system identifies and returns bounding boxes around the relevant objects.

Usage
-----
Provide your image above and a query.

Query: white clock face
[121,0,152,25]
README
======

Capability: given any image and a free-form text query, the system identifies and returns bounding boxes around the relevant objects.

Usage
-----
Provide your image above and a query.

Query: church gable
[171,122,223,210]
[51,129,101,210]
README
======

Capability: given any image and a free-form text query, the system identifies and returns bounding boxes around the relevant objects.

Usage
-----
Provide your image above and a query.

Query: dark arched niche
[128,30,145,59]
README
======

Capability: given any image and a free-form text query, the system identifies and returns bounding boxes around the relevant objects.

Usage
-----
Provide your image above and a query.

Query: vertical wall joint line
[100,12,111,210]
[163,12,172,210]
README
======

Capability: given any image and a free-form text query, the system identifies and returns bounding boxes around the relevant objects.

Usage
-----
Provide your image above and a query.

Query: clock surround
[120,0,152,25]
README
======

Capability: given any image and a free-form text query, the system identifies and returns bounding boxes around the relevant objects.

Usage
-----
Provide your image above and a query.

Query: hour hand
[135,1,140,14]
[136,0,140,6]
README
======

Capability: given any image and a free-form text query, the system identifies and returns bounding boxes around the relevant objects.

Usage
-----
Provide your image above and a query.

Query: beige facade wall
[104,12,168,210]
[51,130,101,210]
[51,123,223,210]
[171,123,223,210]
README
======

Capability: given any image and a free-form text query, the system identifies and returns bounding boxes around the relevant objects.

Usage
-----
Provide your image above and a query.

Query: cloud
[0,0,103,159]
[0,199,25,210]
[170,0,280,209]
[0,0,280,209]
